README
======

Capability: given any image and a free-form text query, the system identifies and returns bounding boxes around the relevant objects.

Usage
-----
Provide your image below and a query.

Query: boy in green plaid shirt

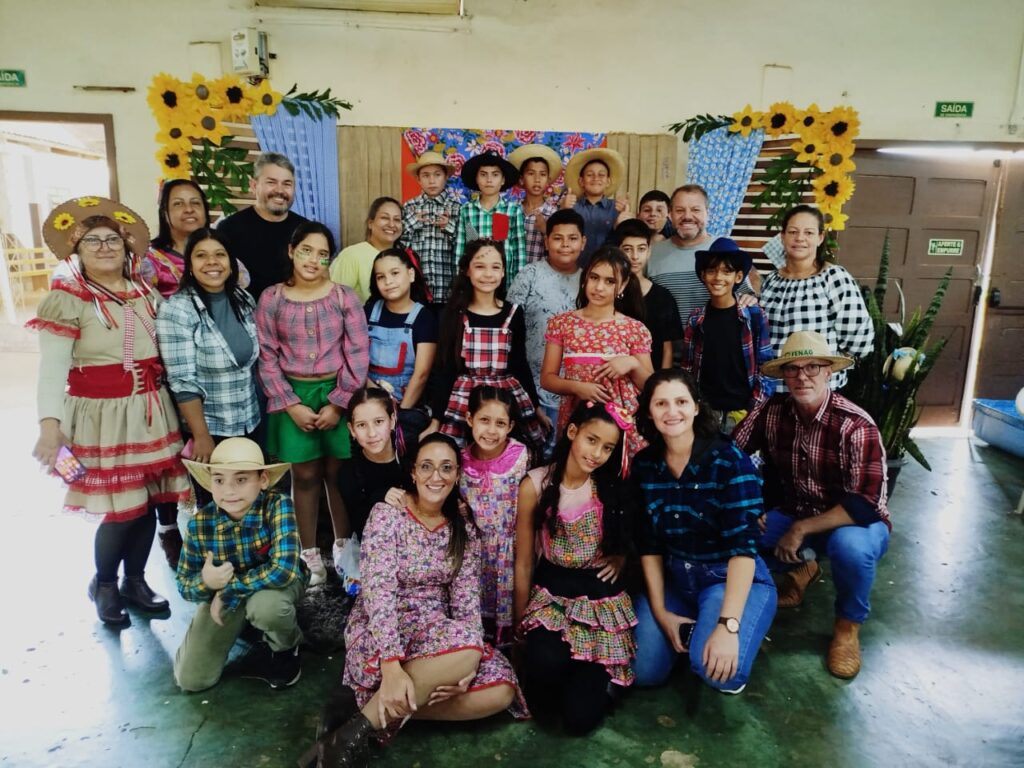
[174,438,307,691]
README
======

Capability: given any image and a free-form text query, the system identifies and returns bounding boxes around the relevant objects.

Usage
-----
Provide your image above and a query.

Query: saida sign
[0,69,26,88]
[934,101,973,118]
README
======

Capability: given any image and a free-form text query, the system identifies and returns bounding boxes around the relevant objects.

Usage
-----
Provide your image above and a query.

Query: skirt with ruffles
[520,558,637,687]
[62,385,190,523]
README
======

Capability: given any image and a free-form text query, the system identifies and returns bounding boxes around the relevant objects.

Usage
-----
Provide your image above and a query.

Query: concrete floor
[1,349,1022,768]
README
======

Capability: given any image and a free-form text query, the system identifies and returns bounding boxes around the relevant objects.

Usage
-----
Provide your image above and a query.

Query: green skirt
[267,377,352,463]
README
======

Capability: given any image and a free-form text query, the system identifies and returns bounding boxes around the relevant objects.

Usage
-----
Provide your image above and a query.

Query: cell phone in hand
[55,445,87,483]
[678,621,695,648]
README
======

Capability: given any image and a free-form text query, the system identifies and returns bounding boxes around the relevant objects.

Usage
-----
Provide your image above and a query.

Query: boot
[88,576,129,626]
[827,618,862,679]
[120,576,170,612]
[159,528,183,569]
[316,713,375,768]
[777,560,821,608]
[317,684,359,742]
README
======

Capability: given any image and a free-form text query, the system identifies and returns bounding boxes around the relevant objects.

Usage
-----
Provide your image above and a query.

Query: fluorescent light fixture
[877,146,1021,159]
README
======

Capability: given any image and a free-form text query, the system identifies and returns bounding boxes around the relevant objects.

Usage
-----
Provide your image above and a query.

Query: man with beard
[218,152,309,300]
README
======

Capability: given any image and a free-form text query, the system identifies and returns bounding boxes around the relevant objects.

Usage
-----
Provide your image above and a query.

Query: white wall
[2,0,1023,223]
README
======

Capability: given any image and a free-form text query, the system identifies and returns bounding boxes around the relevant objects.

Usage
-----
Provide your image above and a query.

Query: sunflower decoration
[820,206,849,232]
[112,210,138,226]
[729,104,764,138]
[817,146,857,175]
[157,146,192,180]
[76,197,101,208]
[813,171,856,207]
[763,102,797,137]
[187,72,217,108]
[155,123,193,154]
[792,133,826,164]
[795,103,823,135]
[823,106,860,144]
[248,78,283,116]
[210,75,253,122]
[191,112,231,145]
[53,212,76,231]
[147,73,193,127]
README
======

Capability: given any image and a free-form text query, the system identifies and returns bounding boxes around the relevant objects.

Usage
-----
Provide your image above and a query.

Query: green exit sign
[0,69,26,88]
[935,101,973,118]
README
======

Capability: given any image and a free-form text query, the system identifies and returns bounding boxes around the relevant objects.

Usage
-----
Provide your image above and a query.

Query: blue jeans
[757,509,890,624]
[541,404,560,461]
[633,556,777,691]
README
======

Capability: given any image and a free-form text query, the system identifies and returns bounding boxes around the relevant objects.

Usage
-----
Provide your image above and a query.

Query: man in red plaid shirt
[733,331,890,680]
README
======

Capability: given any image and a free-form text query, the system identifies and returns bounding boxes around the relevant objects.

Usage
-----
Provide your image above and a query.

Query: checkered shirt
[759,264,874,390]
[733,391,890,528]
[523,199,559,264]
[176,490,305,611]
[402,190,461,302]
[454,196,528,285]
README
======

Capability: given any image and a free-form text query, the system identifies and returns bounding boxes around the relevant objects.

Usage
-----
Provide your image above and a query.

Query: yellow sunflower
[813,171,856,206]
[764,102,797,137]
[821,207,849,231]
[792,134,826,164]
[210,75,253,121]
[112,210,137,225]
[76,197,101,208]
[147,73,191,127]
[187,72,216,106]
[248,78,283,116]
[155,124,194,153]
[53,212,76,231]
[191,112,231,145]
[796,103,823,135]
[157,146,192,180]
[816,147,857,175]
[823,106,861,143]
[729,104,764,138]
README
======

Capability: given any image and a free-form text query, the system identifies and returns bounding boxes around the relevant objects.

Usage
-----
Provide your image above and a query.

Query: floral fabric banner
[401,128,607,204]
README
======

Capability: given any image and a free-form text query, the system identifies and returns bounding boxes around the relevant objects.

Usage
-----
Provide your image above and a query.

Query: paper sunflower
[113,210,138,226]
[147,73,191,127]
[157,146,192,180]
[53,212,76,231]
[191,113,231,145]
[187,73,216,106]
[249,78,283,116]
[818,147,857,175]
[792,135,825,164]
[210,76,253,121]
[729,104,764,138]
[796,104,823,135]
[764,102,797,136]
[813,171,856,207]
[155,123,193,153]
[820,207,849,231]
[823,106,861,142]
[76,197,101,208]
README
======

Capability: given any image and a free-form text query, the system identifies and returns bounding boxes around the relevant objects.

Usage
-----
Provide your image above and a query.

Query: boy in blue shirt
[680,238,774,433]
[175,438,307,691]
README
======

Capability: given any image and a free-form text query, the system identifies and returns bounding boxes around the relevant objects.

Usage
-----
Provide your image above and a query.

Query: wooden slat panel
[637,135,659,208]
[626,133,641,206]
[655,134,677,192]
[339,126,369,248]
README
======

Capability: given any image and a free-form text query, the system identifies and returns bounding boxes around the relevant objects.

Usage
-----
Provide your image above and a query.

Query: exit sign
[0,69,26,88]
[928,238,964,256]
[935,101,973,118]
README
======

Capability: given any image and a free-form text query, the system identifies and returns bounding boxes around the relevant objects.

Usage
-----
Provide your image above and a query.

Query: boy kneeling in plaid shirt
[174,438,307,691]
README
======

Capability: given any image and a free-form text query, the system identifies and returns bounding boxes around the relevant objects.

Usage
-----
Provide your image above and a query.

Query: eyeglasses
[414,461,457,479]
[780,362,829,379]
[79,235,124,252]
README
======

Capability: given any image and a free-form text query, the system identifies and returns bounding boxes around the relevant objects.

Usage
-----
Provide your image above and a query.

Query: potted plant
[846,233,952,492]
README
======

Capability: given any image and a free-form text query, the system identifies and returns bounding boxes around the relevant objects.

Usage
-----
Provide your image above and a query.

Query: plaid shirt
[156,288,260,436]
[680,303,775,408]
[402,190,460,302]
[733,391,890,529]
[522,198,559,264]
[176,490,305,611]
[255,284,369,412]
[455,196,527,285]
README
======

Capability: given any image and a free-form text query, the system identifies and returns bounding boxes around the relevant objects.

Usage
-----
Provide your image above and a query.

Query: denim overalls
[367,300,423,400]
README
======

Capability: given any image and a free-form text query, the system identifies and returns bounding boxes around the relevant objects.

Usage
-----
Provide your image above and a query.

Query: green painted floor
[2,370,1023,768]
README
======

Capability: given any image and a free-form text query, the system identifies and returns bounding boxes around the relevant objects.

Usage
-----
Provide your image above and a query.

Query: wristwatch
[718,616,741,634]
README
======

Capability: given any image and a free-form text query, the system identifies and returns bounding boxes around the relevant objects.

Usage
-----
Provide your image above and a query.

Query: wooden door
[838,149,1001,425]
[976,157,1024,399]
[606,133,679,208]
[337,126,404,249]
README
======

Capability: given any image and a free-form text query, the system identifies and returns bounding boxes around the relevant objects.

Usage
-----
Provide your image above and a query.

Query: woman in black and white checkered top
[759,206,873,391]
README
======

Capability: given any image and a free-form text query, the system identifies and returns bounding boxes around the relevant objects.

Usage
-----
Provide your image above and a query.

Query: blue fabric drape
[251,110,340,248]
[685,126,764,237]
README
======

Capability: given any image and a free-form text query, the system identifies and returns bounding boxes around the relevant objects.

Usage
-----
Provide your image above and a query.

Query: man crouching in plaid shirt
[174,438,307,691]
[733,331,890,682]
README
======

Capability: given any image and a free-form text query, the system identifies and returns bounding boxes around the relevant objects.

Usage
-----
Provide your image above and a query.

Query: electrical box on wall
[231,28,270,77]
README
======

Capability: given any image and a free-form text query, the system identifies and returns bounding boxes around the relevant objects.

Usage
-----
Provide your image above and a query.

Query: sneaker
[720,683,747,695]
[302,547,328,587]
[236,641,302,689]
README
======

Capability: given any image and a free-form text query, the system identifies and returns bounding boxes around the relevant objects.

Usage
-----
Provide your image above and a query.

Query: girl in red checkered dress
[427,238,548,448]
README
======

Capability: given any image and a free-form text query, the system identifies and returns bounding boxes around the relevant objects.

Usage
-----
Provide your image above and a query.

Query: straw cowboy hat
[507,143,563,179]
[42,196,151,260]
[564,147,625,197]
[406,150,454,178]
[694,237,754,280]
[761,330,855,379]
[460,149,520,191]
[182,437,291,492]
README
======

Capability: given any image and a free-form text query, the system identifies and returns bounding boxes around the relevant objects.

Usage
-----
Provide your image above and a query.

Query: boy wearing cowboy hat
[733,331,891,680]
[680,237,774,433]
[402,151,461,303]
[560,147,631,267]
[174,438,307,692]
[454,149,528,284]
[508,144,563,265]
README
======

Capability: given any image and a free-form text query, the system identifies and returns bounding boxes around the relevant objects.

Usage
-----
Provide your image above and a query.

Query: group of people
[30,145,890,767]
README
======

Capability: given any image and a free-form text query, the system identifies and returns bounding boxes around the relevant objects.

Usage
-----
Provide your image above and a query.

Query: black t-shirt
[337,453,406,536]
[217,207,309,300]
[643,282,685,370]
[364,301,439,346]
[698,304,751,411]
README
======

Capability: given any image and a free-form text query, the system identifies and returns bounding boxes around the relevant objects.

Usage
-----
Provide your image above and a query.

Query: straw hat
[565,147,625,197]
[42,196,150,261]
[507,143,563,179]
[406,150,454,178]
[761,331,854,379]
[460,150,520,191]
[182,437,290,492]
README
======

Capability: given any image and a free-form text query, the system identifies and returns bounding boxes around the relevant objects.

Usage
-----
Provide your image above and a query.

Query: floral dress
[459,439,530,646]
[544,311,652,457]
[343,502,528,725]
[520,466,637,687]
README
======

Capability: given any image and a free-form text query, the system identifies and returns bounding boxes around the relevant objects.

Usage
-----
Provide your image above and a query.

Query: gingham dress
[440,305,546,447]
